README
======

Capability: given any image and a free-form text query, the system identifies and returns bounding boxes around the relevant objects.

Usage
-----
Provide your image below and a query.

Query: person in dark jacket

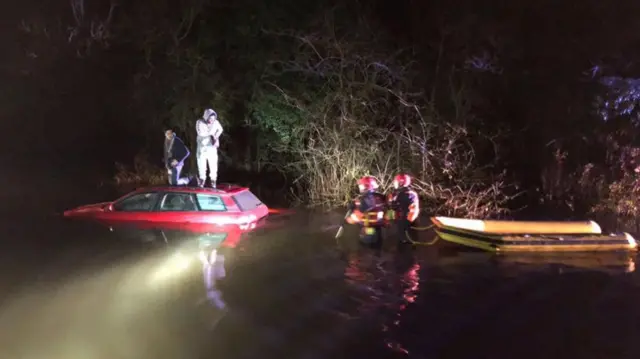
[164,129,191,186]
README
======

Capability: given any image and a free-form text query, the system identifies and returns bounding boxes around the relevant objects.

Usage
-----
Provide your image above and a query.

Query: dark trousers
[395,218,417,243]
[359,225,383,247]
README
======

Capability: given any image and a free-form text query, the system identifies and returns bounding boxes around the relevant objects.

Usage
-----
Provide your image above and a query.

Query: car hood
[64,202,112,217]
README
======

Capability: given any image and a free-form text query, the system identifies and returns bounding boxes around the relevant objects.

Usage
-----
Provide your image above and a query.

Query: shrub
[259,17,516,217]
[113,153,167,186]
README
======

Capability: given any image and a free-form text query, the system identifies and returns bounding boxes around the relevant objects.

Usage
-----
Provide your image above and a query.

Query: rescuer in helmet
[387,173,420,244]
[345,176,388,245]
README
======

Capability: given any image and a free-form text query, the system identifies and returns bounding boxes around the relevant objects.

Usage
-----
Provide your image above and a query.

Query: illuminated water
[1,172,640,358]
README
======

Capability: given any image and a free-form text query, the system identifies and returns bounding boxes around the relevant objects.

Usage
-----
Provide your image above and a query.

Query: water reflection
[341,247,423,356]
[5,208,640,359]
[340,243,640,358]
[382,259,420,356]
[198,246,227,310]
[402,262,420,305]
[384,251,422,356]
[495,252,637,275]
[343,252,389,317]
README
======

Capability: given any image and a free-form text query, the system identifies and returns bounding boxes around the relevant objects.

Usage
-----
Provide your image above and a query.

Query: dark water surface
[1,173,640,358]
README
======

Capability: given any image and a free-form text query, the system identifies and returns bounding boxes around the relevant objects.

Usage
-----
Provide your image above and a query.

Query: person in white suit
[195,108,223,188]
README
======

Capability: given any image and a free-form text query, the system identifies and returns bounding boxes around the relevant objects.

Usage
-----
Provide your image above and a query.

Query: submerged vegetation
[11,0,640,229]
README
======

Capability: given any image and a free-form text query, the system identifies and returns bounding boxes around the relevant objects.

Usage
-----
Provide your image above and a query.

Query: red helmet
[393,173,412,189]
[357,176,379,192]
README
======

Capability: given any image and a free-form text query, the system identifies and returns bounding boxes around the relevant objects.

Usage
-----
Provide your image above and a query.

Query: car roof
[132,184,249,196]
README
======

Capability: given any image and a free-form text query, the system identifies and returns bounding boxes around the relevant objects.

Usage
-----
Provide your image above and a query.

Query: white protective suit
[196,109,223,186]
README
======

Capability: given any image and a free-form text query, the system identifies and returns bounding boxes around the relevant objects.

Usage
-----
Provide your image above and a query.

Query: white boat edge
[432,216,486,232]
[625,232,638,248]
[432,216,603,234]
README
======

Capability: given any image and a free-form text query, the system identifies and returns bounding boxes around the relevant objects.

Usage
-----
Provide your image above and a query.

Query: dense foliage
[9,0,640,228]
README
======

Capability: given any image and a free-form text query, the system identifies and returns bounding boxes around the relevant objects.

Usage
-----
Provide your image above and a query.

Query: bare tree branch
[258,14,515,212]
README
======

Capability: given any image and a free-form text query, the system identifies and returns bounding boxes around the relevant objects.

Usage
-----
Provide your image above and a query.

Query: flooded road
[1,178,640,358]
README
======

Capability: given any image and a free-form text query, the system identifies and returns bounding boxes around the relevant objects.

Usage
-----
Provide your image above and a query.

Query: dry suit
[346,191,388,245]
[196,109,224,187]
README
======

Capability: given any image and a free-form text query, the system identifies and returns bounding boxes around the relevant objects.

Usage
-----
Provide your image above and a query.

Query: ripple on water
[1,213,640,359]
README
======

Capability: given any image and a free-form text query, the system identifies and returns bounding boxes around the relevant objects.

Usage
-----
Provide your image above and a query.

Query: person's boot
[197,178,205,188]
[210,180,216,189]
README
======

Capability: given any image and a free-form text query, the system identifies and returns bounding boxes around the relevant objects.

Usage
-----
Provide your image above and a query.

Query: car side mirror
[108,204,114,212]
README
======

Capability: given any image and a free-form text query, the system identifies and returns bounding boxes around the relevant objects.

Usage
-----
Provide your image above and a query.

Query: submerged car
[63,184,270,232]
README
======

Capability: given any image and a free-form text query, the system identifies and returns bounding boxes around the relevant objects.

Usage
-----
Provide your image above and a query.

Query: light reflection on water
[0,212,639,358]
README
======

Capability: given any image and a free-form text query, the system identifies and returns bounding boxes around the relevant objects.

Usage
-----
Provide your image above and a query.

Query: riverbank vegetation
[12,0,640,229]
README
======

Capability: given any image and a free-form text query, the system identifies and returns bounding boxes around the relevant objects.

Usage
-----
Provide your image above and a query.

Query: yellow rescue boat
[430,216,638,253]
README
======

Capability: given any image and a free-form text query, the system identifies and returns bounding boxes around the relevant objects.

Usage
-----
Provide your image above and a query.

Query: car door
[152,192,240,244]
[96,191,161,224]
[153,192,231,227]
[150,192,203,225]
[93,191,163,240]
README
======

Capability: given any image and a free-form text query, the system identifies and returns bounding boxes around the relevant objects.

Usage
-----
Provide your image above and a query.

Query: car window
[232,190,263,211]
[112,192,159,212]
[195,194,227,211]
[159,192,198,211]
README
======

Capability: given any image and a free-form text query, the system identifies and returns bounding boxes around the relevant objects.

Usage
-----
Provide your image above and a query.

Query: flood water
[1,171,640,359]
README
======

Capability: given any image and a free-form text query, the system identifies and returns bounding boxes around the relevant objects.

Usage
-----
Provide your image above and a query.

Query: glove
[171,159,178,167]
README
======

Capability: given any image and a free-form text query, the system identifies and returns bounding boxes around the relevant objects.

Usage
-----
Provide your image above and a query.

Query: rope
[410,224,434,231]
[405,230,441,246]
[335,217,439,246]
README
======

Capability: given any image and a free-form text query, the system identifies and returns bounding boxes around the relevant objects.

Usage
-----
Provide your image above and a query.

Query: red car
[64,184,270,233]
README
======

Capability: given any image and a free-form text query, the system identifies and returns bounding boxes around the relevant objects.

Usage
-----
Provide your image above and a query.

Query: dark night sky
[4,0,640,203]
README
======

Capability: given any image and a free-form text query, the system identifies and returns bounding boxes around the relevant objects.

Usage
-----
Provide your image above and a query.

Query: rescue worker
[345,176,388,246]
[387,173,420,244]
[164,129,191,186]
[196,108,223,188]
